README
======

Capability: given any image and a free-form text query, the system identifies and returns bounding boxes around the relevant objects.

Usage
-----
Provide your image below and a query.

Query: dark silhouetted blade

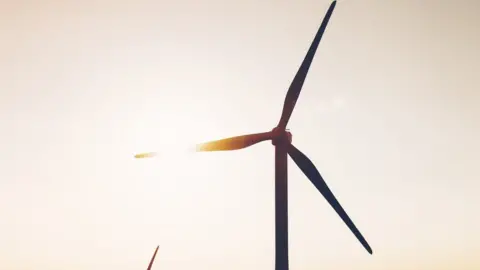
[147,245,159,270]
[196,131,274,151]
[277,1,337,129]
[287,144,373,254]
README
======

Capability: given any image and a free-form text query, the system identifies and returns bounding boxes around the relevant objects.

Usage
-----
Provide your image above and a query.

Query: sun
[130,103,225,169]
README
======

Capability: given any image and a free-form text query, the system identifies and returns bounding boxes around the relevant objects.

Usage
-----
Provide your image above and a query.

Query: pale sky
[1,0,479,269]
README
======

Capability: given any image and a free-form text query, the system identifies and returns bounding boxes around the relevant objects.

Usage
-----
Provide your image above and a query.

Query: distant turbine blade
[196,131,274,151]
[277,1,337,129]
[135,152,158,159]
[147,245,159,270]
[287,144,373,254]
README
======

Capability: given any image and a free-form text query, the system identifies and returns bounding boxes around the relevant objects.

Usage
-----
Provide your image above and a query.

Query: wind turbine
[147,245,159,270]
[135,1,372,270]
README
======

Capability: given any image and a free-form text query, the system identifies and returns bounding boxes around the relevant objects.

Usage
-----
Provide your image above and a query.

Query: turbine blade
[287,144,373,254]
[147,245,159,270]
[196,131,274,152]
[134,152,158,159]
[277,1,337,129]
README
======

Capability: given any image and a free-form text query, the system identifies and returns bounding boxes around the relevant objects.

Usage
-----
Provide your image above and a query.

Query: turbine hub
[271,127,292,146]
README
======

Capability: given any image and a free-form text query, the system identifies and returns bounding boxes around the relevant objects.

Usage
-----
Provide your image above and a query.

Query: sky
[1,0,479,269]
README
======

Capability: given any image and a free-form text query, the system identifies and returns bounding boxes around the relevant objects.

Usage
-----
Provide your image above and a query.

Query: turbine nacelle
[271,127,292,146]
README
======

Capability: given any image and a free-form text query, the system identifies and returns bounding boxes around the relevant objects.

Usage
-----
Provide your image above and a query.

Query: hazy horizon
[1,0,479,269]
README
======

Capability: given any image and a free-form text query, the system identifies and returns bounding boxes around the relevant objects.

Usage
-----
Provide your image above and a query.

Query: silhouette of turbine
[147,245,159,270]
[135,1,372,270]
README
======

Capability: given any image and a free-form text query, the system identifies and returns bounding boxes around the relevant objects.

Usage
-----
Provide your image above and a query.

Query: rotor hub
[271,127,292,146]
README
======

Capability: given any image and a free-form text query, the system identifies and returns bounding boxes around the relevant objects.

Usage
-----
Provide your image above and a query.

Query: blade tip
[134,152,156,158]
